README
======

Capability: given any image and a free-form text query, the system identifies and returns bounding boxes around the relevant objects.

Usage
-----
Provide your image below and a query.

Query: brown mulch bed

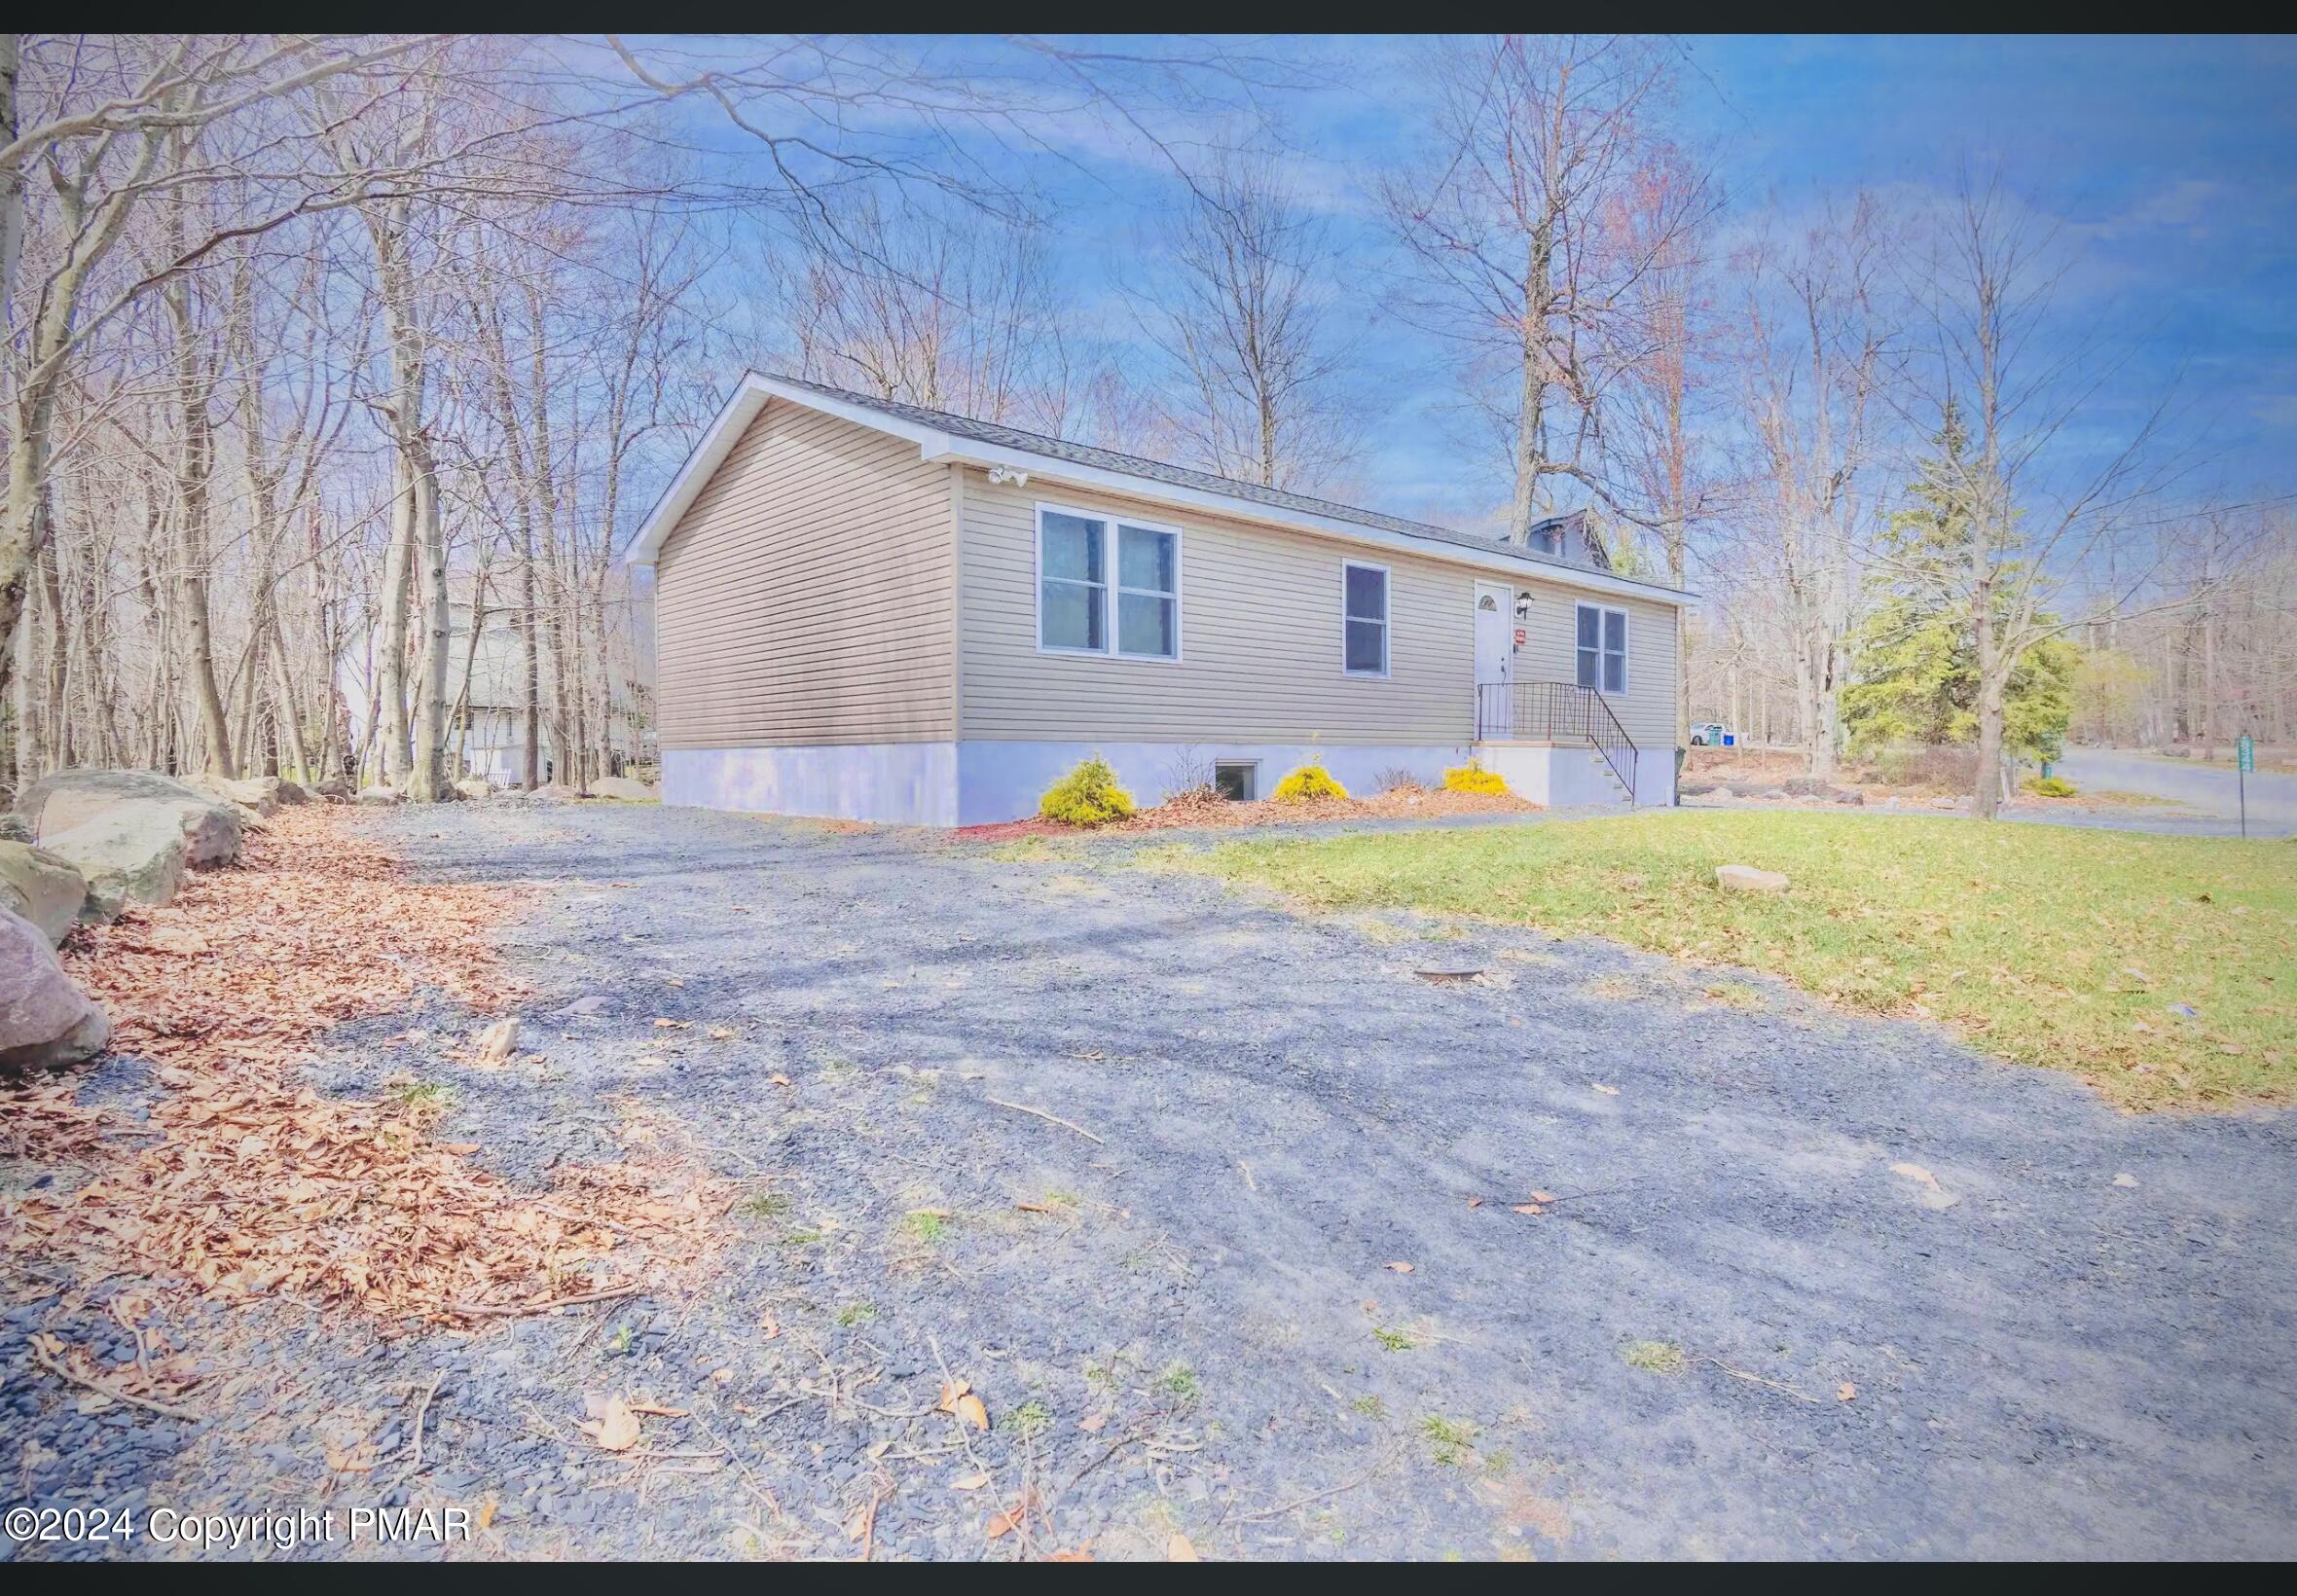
[951,783,1540,843]
[2,807,733,1342]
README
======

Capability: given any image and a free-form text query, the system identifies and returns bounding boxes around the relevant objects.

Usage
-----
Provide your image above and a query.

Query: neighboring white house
[626,372,1696,826]
[338,598,645,786]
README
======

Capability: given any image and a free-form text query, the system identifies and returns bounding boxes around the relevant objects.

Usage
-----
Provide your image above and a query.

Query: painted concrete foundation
[667,738,1671,826]
[664,744,959,826]
[953,742,1477,826]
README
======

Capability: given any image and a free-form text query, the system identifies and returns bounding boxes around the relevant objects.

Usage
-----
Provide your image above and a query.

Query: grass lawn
[1152,811,2297,1110]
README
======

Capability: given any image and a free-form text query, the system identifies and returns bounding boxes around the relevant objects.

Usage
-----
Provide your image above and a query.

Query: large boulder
[0,843,88,945]
[18,769,241,867]
[453,776,494,800]
[1716,863,1791,894]
[0,907,109,1074]
[589,776,657,801]
[40,808,190,918]
[357,784,404,806]
[183,772,306,817]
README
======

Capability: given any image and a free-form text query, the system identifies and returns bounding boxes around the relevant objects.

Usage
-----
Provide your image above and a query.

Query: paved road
[2054,747,2297,838]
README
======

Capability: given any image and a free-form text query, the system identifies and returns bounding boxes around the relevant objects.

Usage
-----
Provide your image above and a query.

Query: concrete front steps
[1473,741,1645,809]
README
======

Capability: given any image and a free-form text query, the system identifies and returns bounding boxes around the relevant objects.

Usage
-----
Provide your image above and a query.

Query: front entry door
[1475,583,1513,738]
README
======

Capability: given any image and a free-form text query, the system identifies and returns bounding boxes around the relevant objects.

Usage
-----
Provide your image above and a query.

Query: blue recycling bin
[1722,734,1734,747]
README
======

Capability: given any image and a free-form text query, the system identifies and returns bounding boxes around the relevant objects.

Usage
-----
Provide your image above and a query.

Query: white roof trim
[626,372,1696,607]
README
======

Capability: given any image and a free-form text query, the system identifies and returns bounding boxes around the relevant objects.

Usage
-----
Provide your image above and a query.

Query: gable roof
[626,372,1693,605]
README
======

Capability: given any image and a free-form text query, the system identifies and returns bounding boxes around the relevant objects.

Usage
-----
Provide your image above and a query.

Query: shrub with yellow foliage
[1272,764,1348,802]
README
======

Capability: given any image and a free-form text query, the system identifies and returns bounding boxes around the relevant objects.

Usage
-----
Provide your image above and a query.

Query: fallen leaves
[579,1393,643,1452]
[1837,1382,1857,1402]
[938,1378,990,1432]
[1168,1533,1201,1561]
[1384,1260,1414,1274]
[6,809,736,1326]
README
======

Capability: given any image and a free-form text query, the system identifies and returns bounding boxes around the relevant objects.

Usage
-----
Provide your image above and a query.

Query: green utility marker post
[2237,734,2253,839]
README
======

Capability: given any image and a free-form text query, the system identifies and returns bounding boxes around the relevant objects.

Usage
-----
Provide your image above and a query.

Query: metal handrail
[1475,679,1640,801]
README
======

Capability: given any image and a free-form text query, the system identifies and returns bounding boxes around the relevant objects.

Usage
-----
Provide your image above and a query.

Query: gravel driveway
[10,799,2295,1561]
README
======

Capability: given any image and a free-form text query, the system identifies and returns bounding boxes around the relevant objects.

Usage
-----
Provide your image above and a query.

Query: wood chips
[2,807,731,1326]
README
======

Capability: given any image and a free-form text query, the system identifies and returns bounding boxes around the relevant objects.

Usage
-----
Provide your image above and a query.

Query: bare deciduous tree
[1133,151,1359,492]
[1383,34,1706,543]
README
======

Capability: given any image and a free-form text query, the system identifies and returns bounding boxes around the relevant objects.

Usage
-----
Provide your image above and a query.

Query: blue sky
[670,34,2297,533]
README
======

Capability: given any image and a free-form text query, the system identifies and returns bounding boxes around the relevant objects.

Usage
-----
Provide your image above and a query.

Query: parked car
[1689,722,1733,746]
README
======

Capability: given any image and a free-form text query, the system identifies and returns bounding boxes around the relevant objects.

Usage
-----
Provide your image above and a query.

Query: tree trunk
[167,275,235,779]
[1971,579,2003,819]
[403,444,449,800]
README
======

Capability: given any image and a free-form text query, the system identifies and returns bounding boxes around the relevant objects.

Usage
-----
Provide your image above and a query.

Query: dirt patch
[3,808,733,1337]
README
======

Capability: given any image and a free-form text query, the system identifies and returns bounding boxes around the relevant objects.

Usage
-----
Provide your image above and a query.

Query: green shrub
[1442,763,1509,795]
[2022,775,2077,798]
[1272,764,1349,802]
[1039,755,1134,825]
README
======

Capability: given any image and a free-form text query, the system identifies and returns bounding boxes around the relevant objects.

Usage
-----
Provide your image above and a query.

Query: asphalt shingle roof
[760,372,1659,590]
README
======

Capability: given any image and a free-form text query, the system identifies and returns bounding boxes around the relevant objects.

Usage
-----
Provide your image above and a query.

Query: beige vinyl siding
[654,400,956,748]
[1513,590,1681,750]
[959,472,1477,744]
[957,466,1684,751]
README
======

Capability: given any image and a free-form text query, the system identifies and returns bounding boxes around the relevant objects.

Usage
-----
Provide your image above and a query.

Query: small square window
[1214,761,1258,802]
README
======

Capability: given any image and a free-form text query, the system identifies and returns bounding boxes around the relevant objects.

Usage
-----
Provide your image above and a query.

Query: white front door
[1474,583,1513,738]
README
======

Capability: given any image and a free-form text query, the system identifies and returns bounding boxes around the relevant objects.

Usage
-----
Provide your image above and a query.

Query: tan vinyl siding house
[630,373,1696,825]
[654,400,955,747]
[959,471,1477,746]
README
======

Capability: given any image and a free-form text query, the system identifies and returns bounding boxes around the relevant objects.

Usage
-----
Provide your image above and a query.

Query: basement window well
[1214,761,1258,802]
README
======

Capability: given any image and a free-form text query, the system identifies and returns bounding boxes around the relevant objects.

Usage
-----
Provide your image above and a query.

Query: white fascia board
[917,433,1697,608]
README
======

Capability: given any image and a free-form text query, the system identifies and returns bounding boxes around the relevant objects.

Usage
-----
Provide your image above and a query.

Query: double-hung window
[1038,505,1179,660]
[1576,602,1627,694]
[1343,561,1389,677]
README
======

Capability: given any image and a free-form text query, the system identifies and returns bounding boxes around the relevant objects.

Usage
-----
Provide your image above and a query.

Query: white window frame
[1033,501,1183,663]
[1341,559,1391,679]
[1575,601,1629,696]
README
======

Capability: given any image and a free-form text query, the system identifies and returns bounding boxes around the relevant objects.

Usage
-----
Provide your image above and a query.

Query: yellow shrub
[1442,763,1510,795]
[1038,755,1134,825]
[1272,764,1349,802]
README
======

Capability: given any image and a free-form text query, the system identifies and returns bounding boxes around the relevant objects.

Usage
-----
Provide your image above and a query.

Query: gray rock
[358,785,405,806]
[589,776,657,801]
[39,808,191,919]
[0,842,87,944]
[17,769,240,867]
[183,772,304,818]
[454,777,495,800]
[1716,863,1791,893]
[0,907,110,1074]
